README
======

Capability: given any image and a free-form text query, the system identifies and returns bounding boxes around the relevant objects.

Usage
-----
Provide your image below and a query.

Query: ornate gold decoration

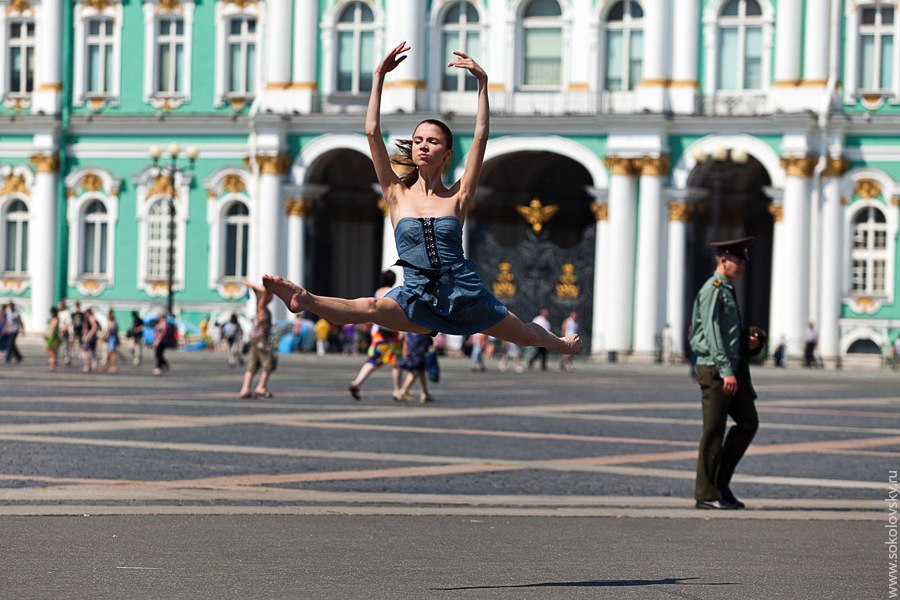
[222,173,246,194]
[0,277,28,292]
[83,0,112,11]
[780,155,817,177]
[641,155,670,177]
[264,82,292,90]
[854,178,882,199]
[376,198,390,218]
[206,189,218,198]
[285,198,314,217]
[590,202,608,221]
[822,156,849,178]
[155,0,182,12]
[383,79,426,90]
[555,264,580,300]
[88,97,106,111]
[768,203,784,223]
[567,82,590,91]
[0,174,28,197]
[290,82,318,90]
[148,174,175,198]
[668,201,691,222]
[604,156,641,176]
[492,262,516,299]
[66,187,77,198]
[222,0,255,7]
[81,172,103,192]
[149,281,170,295]
[29,153,59,173]
[852,296,877,314]
[255,153,291,175]
[6,0,31,14]
[891,196,900,207]
[220,281,245,298]
[230,97,248,111]
[80,279,101,294]
[516,198,558,233]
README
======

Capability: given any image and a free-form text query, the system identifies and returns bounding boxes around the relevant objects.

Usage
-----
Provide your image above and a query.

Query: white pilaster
[381,0,425,113]
[769,0,803,111]
[255,0,293,112]
[803,0,830,85]
[665,189,695,356]
[32,0,62,115]
[604,156,640,358]
[586,187,608,355]
[283,182,326,289]
[26,152,59,331]
[290,0,319,113]
[635,0,669,112]
[632,155,669,353]
[669,0,699,114]
[818,157,847,362]
[255,151,289,319]
[766,187,788,349]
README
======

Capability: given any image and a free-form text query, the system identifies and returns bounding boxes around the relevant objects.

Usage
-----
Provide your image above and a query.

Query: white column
[255,153,288,319]
[665,189,695,356]
[604,157,640,358]
[635,0,669,112]
[632,155,668,354]
[290,0,319,113]
[773,0,802,85]
[586,188,609,355]
[371,186,403,284]
[285,198,312,288]
[381,0,425,113]
[31,0,62,114]
[669,0,699,114]
[265,0,292,87]
[568,0,593,90]
[766,187,787,348]
[818,157,847,362]
[803,0,830,85]
[26,153,59,331]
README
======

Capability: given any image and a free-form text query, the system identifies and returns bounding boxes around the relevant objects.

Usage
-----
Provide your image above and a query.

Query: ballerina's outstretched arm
[448,52,489,216]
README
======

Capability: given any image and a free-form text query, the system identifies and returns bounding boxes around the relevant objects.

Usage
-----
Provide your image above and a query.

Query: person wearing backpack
[152,312,175,375]
[71,302,85,347]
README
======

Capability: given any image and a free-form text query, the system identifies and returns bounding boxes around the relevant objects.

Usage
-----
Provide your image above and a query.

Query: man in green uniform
[690,237,764,510]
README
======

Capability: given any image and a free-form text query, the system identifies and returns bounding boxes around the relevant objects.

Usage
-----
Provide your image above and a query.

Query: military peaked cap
[710,236,755,261]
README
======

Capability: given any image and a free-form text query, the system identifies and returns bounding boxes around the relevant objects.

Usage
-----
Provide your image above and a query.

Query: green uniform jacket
[689,272,741,378]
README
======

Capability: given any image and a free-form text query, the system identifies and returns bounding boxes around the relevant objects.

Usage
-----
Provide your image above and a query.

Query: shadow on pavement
[433,576,737,591]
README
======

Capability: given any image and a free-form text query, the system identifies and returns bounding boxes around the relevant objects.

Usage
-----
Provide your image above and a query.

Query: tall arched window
[3,200,28,273]
[716,0,764,91]
[336,1,375,93]
[851,206,889,296]
[442,1,480,92]
[81,200,109,276]
[146,199,175,282]
[520,0,563,88]
[859,5,894,91]
[605,0,643,91]
[223,202,249,279]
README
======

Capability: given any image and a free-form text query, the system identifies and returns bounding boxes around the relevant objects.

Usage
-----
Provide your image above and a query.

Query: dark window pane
[525,0,562,18]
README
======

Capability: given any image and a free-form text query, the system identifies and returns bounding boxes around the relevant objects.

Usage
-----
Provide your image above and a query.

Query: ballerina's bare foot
[262,275,308,313]
[561,334,583,355]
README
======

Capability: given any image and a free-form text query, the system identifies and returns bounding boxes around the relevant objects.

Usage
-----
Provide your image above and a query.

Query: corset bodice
[393,216,466,270]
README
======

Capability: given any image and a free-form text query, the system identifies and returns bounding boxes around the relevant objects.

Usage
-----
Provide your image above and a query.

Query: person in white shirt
[559,311,579,372]
[803,321,818,368]
[56,300,74,366]
[661,323,673,366]
[528,309,552,371]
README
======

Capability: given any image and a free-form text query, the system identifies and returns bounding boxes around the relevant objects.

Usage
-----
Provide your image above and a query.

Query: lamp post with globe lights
[148,143,199,315]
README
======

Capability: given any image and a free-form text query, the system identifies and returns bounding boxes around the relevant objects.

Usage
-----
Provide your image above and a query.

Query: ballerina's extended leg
[484,313,582,355]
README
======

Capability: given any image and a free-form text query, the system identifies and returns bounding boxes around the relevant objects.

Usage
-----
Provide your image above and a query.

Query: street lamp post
[149,143,199,316]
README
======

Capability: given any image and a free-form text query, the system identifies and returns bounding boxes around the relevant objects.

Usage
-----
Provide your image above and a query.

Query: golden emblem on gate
[516,198,558,233]
[492,262,516,299]
[555,264,580,300]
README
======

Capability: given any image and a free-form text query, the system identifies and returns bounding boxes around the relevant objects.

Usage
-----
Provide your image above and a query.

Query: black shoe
[348,385,361,401]
[695,499,740,510]
[717,485,746,509]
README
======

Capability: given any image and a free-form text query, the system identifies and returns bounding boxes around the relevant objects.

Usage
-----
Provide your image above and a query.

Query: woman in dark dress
[395,332,434,404]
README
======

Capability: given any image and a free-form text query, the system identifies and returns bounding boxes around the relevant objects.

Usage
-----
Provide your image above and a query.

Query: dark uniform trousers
[694,362,760,501]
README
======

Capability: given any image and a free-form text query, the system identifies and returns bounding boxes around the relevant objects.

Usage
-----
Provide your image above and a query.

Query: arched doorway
[468,151,595,348]
[305,149,383,298]
[685,154,774,337]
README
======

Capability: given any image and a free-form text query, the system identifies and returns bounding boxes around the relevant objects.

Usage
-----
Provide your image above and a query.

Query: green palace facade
[1,0,899,365]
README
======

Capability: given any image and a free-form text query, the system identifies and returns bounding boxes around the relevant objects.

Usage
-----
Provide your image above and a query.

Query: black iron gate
[472,225,595,353]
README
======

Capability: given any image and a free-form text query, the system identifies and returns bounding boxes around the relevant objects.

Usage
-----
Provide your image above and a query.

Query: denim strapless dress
[384,216,509,335]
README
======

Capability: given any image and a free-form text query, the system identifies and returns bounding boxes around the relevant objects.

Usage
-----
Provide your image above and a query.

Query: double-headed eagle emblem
[516,198,558,233]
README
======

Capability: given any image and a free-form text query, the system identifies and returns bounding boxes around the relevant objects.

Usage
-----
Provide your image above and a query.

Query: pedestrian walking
[127,311,145,365]
[80,308,100,373]
[239,280,277,399]
[803,321,819,368]
[4,303,24,363]
[394,332,435,403]
[661,323,673,366]
[469,332,486,371]
[772,335,787,367]
[893,337,900,371]
[101,310,120,373]
[44,307,60,370]
[315,317,329,357]
[222,314,244,367]
[690,237,764,511]
[527,309,552,371]
[71,302,85,348]
[559,311,579,372]
[57,300,74,366]
[348,272,402,401]
[498,340,525,373]
[152,312,175,375]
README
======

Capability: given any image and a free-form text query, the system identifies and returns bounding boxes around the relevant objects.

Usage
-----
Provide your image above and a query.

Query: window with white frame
[859,5,894,91]
[520,0,563,88]
[156,17,186,95]
[85,18,115,95]
[225,16,256,96]
[3,199,28,273]
[441,1,480,92]
[851,206,889,296]
[336,1,375,93]
[7,19,35,95]
[146,199,176,281]
[223,201,249,279]
[81,200,109,277]
[716,0,763,91]
[605,0,643,91]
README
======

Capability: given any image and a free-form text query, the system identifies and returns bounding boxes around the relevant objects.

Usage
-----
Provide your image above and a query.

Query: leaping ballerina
[263,43,582,356]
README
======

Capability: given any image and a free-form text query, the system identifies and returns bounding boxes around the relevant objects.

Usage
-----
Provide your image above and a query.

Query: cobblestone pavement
[0,347,894,598]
